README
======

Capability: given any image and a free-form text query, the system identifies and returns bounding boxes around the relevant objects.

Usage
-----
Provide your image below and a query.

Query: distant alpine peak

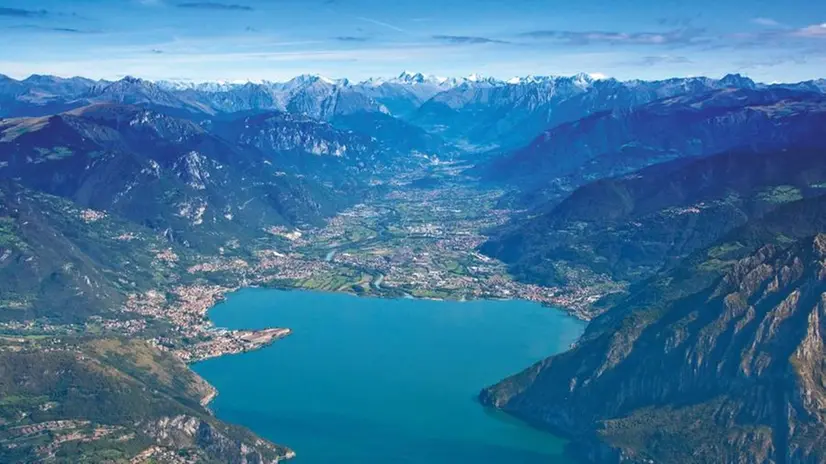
[368,72,606,88]
[448,73,502,87]
[287,74,340,86]
[573,72,595,88]
[117,75,149,85]
[461,73,600,87]
[719,73,757,89]
[100,76,160,92]
[464,73,490,83]
[366,71,455,87]
[398,71,427,82]
[506,75,552,84]
[504,75,561,85]
[156,79,241,92]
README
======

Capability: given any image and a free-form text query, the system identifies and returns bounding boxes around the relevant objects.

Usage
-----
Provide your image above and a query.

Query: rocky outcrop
[482,233,826,463]
[143,415,294,463]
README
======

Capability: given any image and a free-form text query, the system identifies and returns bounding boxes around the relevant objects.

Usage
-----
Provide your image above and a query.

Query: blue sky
[0,0,824,82]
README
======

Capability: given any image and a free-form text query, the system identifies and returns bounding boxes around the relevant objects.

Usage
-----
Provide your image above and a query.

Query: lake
[193,288,584,463]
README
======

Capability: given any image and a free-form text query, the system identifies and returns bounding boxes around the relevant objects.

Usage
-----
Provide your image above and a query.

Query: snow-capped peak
[398,71,426,82]
[572,72,594,89]
[286,74,342,87]
[395,71,451,86]
[360,71,457,88]
[456,73,502,86]
[157,80,242,92]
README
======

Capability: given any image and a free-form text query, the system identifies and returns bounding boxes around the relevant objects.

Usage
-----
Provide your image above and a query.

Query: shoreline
[189,283,590,363]
[184,281,592,369]
[260,280,597,321]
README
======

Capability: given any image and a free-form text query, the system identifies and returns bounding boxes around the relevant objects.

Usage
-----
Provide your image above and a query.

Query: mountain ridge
[4,72,823,118]
[0,103,348,253]
[481,194,826,463]
[481,145,826,292]
[482,87,826,206]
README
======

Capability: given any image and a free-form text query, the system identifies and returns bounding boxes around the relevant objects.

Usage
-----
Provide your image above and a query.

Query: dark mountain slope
[482,147,826,288]
[0,74,99,118]
[0,104,340,251]
[164,74,388,119]
[84,77,214,117]
[481,195,826,463]
[331,111,453,158]
[0,181,191,323]
[484,88,826,203]
[0,76,215,120]
[214,110,422,188]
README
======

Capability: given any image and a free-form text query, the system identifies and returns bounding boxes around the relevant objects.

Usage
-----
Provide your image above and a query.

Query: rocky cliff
[482,211,826,462]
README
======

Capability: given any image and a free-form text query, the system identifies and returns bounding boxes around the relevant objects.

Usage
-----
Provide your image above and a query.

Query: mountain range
[4,72,824,149]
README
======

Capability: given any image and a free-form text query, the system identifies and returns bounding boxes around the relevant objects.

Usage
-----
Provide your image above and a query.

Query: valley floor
[130,162,623,361]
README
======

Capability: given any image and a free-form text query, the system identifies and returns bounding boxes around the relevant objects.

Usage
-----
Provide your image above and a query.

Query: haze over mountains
[2,69,826,463]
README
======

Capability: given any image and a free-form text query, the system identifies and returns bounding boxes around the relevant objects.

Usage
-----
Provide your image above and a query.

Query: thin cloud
[793,23,826,38]
[432,35,509,45]
[176,2,254,11]
[355,16,406,33]
[734,52,812,71]
[520,28,705,46]
[8,25,101,34]
[752,17,781,27]
[0,7,48,17]
[719,23,826,50]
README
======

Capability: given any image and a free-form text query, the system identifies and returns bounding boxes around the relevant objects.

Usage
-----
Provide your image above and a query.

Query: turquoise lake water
[193,288,584,463]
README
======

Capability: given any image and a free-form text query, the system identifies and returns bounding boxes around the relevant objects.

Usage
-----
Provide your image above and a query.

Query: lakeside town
[0,170,622,364]
[139,174,620,360]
